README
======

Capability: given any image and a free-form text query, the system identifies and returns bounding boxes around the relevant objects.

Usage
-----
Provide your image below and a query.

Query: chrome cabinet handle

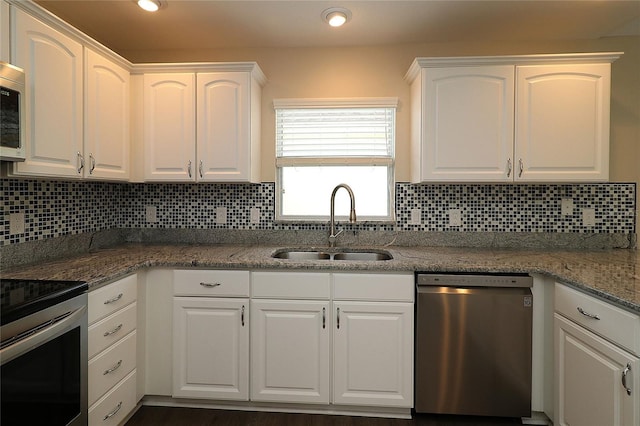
[104,293,123,305]
[506,158,512,178]
[200,282,221,288]
[241,305,245,327]
[188,160,192,178]
[103,401,122,421]
[103,324,123,337]
[199,160,203,178]
[77,151,84,174]
[322,307,326,329]
[336,307,340,329]
[518,158,524,178]
[577,306,600,320]
[622,363,632,396]
[89,154,96,174]
[103,359,122,375]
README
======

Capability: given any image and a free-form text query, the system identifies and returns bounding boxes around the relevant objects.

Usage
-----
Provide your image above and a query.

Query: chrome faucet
[329,183,356,247]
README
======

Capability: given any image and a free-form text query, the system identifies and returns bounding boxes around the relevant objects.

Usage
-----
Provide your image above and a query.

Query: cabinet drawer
[88,330,137,406]
[333,273,414,302]
[251,271,330,299]
[89,369,137,426]
[88,302,137,359]
[555,282,640,355]
[89,275,137,324]
[174,270,250,297]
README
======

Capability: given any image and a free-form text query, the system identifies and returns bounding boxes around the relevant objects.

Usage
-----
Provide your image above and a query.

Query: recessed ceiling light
[138,0,161,12]
[322,7,351,27]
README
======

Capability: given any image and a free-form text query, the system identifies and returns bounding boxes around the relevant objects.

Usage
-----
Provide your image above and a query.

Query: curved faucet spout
[329,183,356,247]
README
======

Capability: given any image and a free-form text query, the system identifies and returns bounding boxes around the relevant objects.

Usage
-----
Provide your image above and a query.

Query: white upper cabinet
[515,63,611,182]
[406,54,620,183]
[85,48,130,180]
[11,8,83,178]
[138,64,265,183]
[412,65,514,182]
[143,73,196,181]
[1,1,9,62]
[197,72,260,182]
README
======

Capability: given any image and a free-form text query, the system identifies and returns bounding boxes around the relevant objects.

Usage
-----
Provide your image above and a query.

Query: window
[275,98,396,221]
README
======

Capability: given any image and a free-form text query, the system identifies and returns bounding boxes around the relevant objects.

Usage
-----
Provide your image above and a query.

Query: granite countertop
[2,243,639,314]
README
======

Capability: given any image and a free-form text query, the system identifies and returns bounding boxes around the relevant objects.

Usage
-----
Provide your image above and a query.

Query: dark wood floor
[125,406,522,426]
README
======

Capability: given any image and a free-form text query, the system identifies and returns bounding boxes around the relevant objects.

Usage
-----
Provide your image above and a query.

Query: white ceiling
[35,0,640,55]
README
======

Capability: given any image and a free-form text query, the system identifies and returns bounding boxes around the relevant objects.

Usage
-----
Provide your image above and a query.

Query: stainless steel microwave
[0,62,25,161]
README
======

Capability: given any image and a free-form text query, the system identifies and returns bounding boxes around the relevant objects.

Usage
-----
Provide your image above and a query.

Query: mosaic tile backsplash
[1,179,636,246]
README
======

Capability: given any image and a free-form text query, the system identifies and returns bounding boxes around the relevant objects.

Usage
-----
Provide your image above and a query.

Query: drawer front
[88,302,137,359]
[89,275,137,324]
[555,282,640,355]
[251,271,330,299]
[89,369,137,426]
[174,270,250,297]
[333,272,414,302]
[88,330,137,406]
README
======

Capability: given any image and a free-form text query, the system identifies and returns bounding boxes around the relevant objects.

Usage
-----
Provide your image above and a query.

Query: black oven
[1,279,88,426]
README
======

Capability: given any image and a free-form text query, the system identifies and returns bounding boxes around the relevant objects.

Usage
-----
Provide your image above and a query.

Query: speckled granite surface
[1,243,638,314]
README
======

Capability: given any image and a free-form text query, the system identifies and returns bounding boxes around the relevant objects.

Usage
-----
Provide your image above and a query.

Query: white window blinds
[274,99,396,165]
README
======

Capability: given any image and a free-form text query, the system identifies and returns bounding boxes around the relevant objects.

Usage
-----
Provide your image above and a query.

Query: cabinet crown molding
[131,62,267,86]
[404,52,623,83]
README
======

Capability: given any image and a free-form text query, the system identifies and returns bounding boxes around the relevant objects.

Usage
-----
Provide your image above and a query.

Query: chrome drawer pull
[103,324,123,337]
[622,363,632,396]
[103,360,122,375]
[103,401,122,421]
[577,306,600,320]
[104,293,123,305]
[200,282,221,288]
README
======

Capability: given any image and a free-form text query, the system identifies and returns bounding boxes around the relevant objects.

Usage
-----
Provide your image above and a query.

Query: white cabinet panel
[516,63,610,182]
[333,302,414,407]
[197,72,252,182]
[143,73,195,181]
[251,299,330,404]
[173,297,249,400]
[11,8,83,177]
[85,48,130,180]
[418,65,514,182]
[555,314,639,426]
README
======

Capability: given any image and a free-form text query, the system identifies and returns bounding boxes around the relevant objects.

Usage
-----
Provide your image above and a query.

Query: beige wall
[124,36,640,207]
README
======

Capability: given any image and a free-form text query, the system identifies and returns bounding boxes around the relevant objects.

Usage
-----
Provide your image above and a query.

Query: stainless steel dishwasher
[415,272,533,418]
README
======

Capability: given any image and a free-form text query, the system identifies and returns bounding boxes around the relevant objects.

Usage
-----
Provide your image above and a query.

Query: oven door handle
[0,305,87,365]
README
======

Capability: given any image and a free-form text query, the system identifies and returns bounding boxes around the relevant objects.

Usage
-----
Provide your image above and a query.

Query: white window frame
[274,98,397,222]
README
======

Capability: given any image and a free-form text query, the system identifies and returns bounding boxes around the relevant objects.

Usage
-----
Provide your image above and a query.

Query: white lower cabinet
[172,270,250,400]
[88,274,139,426]
[250,271,414,409]
[554,283,640,426]
[333,301,414,407]
[251,299,330,404]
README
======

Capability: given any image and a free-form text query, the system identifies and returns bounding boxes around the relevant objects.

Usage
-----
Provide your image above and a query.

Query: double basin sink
[272,248,392,262]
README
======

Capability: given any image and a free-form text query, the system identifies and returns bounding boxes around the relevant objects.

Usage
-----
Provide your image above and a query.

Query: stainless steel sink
[272,249,392,261]
[272,250,331,260]
[333,251,392,261]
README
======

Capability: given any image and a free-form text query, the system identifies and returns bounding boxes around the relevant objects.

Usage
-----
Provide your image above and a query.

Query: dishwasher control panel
[416,273,532,288]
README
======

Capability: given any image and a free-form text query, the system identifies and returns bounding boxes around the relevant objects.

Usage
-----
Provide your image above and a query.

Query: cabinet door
[555,314,639,426]
[143,73,195,181]
[11,8,83,178]
[251,300,330,404]
[85,49,130,180]
[172,297,249,400]
[420,65,514,182]
[333,302,414,407]
[196,72,251,182]
[516,63,610,182]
